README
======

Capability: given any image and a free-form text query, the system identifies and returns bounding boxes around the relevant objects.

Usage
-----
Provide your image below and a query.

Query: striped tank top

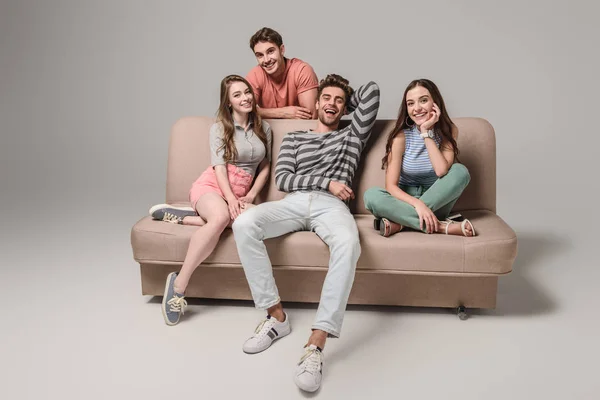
[399,126,441,187]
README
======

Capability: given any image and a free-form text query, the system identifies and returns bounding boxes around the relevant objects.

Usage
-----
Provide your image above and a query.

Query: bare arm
[256,106,312,119]
[214,164,246,220]
[209,123,238,203]
[298,88,318,118]
[422,125,457,177]
[385,135,420,207]
[419,103,457,177]
[214,165,237,202]
[244,159,270,202]
[256,107,284,119]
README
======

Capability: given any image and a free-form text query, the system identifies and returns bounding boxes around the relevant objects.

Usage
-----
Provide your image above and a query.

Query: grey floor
[2,213,598,400]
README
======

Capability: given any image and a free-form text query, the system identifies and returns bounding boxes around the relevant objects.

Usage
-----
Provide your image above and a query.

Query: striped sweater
[275,81,380,193]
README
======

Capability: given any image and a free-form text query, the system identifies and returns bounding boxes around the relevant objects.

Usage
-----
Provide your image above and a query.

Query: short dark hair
[317,74,354,103]
[249,27,283,50]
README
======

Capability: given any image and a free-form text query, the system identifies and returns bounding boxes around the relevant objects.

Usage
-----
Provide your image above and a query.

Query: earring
[405,116,414,127]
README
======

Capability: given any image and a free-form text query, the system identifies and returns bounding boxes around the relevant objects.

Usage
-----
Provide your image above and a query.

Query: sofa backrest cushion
[166,117,496,213]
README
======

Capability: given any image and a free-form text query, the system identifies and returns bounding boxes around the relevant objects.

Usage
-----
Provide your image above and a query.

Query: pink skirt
[189,164,253,210]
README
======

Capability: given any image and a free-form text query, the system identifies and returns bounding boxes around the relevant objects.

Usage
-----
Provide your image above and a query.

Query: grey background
[1,0,598,399]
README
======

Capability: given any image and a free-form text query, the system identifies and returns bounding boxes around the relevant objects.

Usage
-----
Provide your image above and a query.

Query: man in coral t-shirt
[246,27,319,119]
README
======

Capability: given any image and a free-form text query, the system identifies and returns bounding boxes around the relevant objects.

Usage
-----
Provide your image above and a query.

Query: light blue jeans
[232,191,361,338]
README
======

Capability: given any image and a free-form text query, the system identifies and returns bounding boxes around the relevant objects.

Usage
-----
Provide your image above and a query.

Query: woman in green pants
[363,79,476,237]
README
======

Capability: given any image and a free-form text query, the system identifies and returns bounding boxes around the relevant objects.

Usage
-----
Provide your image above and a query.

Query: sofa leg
[457,305,468,320]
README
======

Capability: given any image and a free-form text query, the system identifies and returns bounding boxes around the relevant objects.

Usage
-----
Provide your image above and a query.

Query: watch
[420,129,435,140]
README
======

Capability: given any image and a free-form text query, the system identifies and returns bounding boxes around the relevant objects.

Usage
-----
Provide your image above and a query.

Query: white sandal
[442,219,476,237]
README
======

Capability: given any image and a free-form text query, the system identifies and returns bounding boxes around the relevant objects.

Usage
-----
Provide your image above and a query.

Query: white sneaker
[294,344,323,392]
[242,314,291,354]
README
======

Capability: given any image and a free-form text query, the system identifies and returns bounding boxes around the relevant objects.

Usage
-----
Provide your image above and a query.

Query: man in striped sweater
[232,74,380,392]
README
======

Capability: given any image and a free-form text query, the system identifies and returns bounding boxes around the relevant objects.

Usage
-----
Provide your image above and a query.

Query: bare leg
[267,302,286,322]
[181,215,206,226]
[307,329,328,350]
[173,193,230,294]
[180,196,256,227]
[223,202,256,228]
[387,217,474,236]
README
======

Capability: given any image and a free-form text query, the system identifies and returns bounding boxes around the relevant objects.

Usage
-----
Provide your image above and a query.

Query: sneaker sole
[294,375,321,393]
[373,218,381,231]
[161,272,179,326]
[379,218,388,237]
[149,204,195,217]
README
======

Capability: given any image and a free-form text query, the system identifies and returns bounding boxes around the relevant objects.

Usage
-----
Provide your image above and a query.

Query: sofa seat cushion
[354,210,517,274]
[131,210,516,275]
[130,216,331,268]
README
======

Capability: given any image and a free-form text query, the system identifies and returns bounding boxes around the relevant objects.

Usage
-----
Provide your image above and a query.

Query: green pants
[363,163,471,232]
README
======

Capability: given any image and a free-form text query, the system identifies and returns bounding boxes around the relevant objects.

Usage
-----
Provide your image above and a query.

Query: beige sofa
[131,117,518,317]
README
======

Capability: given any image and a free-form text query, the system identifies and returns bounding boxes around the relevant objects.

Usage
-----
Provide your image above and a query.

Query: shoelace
[162,212,182,224]
[299,347,322,374]
[167,295,188,314]
[253,317,275,336]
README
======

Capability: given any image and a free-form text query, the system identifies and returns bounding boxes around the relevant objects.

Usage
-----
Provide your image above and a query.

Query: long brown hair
[381,79,459,169]
[216,75,268,163]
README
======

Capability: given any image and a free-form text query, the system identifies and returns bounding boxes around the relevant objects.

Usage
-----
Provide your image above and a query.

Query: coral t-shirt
[246,58,318,109]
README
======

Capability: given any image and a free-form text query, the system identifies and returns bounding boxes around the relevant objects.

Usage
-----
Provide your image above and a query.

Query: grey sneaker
[161,272,187,326]
[149,204,196,224]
